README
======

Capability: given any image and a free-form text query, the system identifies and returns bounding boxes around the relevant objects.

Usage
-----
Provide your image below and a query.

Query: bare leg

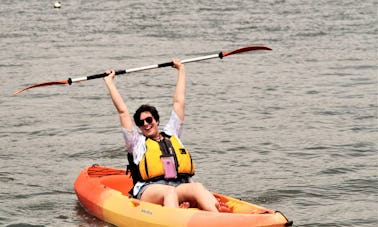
[140,184,179,207]
[176,182,219,212]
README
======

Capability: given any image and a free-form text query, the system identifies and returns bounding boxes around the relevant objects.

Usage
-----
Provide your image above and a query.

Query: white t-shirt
[121,111,184,196]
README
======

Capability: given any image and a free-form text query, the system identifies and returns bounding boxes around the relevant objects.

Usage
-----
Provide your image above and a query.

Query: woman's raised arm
[104,70,134,131]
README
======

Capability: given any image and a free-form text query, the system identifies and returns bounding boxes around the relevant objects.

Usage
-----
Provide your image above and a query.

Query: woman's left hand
[172,59,184,70]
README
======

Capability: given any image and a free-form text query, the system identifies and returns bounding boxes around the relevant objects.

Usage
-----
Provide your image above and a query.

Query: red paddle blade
[13,80,68,95]
[222,46,272,57]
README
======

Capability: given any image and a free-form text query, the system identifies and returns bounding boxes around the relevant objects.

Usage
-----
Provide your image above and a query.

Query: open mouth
[143,125,152,131]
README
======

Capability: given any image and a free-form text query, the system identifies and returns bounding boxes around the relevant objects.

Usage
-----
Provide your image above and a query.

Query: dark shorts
[135,179,187,199]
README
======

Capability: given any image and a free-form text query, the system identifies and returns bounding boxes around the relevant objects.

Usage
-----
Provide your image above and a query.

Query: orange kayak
[74,165,293,227]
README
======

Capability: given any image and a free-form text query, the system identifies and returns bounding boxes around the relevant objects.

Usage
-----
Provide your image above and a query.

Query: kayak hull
[74,165,292,227]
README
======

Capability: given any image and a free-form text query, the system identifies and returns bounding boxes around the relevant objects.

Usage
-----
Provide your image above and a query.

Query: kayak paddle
[14,46,271,95]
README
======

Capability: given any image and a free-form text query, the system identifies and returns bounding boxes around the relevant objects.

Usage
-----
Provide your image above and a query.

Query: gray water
[1,0,377,226]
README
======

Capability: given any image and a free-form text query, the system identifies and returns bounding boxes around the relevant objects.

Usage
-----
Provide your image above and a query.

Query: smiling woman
[133,105,160,140]
[103,59,225,212]
[3,0,376,225]
[136,111,160,140]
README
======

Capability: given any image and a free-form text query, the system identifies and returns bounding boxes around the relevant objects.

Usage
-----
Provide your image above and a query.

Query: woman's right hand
[104,69,116,83]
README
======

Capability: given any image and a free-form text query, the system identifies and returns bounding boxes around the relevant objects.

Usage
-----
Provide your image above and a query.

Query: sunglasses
[136,116,153,127]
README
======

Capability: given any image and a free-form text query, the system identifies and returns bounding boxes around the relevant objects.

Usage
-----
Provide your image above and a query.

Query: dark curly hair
[133,104,160,124]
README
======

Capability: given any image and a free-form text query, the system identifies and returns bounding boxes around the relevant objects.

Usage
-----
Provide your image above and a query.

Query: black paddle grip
[115,70,126,75]
[87,70,126,81]
[87,73,108,80]
[158,61,174,68]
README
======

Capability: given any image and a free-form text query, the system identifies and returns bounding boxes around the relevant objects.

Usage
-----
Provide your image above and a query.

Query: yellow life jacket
[138,134,195,181]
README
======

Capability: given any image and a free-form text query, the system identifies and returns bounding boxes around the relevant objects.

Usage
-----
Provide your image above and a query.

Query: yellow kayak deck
[74,165,292,227]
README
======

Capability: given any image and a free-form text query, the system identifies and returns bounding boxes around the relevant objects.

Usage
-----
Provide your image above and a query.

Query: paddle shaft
[13,46,272,95]
[69,53,222,84]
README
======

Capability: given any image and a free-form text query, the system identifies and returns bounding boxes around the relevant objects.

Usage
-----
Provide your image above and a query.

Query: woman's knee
[182,182,208,199]
[191,182,207,192]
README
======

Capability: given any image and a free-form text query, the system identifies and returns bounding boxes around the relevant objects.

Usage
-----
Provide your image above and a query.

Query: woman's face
[138,111,159,138]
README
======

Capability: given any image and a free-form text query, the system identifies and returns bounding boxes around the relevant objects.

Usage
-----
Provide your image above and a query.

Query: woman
[104,59,225,212]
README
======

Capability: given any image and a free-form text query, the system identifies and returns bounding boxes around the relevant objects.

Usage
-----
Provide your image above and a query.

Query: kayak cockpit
[76,165,293,226]
[98,173,274,215]
[100,175,133,196]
